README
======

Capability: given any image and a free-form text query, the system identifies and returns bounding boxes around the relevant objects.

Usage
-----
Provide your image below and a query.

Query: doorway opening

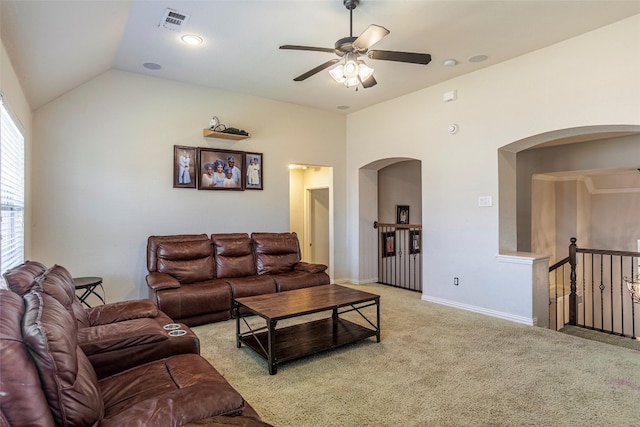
[289,164,334,281]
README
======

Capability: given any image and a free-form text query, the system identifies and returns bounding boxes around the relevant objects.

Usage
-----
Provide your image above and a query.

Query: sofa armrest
[294,261,327,274]
[146,272,181,291]
[77,319,168,355]
[86,299,159,325]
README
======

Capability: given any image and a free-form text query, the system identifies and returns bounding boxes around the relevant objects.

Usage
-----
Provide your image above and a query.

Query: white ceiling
[2,0,640,114]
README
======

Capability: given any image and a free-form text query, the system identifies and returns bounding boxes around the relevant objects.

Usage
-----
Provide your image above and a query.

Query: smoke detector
[159,8,190,32]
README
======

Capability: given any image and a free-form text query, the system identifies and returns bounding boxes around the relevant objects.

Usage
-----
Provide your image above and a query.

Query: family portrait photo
[198,148,244,190]
[173,146,197,189]
[245,152,263,190]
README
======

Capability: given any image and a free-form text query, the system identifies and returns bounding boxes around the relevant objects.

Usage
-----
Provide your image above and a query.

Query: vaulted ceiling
[2,0,640,113]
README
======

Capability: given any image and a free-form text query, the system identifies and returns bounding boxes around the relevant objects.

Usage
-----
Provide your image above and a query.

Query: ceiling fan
[279,0,431,89]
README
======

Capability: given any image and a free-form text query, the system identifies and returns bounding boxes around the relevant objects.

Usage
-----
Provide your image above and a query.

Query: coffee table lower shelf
[238,317,377,373]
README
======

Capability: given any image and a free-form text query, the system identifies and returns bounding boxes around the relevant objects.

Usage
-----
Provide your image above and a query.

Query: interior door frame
[305,185,333,281]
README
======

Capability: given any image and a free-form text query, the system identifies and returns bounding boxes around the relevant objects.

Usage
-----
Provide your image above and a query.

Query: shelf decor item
[173,145,197,189]
[197,148,245,191]
[244,152,263,190]
[202,128,250,141]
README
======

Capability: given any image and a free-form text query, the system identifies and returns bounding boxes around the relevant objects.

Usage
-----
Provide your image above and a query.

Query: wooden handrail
[373,221,422,229]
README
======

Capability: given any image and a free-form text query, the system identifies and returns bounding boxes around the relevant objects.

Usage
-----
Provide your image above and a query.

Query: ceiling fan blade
[368,50,432,65]
[360,74,377,88]
[352,24,390,51]
[293,59,340,81]
[280,45,335,54]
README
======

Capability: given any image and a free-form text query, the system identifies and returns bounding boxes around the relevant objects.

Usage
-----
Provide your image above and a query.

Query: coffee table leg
[376,298,381,343]
[235,302,242,348]
[268,319,277,375]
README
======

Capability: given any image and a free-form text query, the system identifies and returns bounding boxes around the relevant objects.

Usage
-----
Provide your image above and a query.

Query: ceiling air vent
[159,8,190,32]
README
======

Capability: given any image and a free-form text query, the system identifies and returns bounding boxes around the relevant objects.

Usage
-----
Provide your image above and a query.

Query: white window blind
[0,98,25,280]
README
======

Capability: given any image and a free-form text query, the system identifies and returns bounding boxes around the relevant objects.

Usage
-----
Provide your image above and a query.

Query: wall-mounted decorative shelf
[203,129,250,141]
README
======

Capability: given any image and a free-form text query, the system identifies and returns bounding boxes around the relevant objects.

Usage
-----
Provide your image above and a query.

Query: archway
[358,157,422,285]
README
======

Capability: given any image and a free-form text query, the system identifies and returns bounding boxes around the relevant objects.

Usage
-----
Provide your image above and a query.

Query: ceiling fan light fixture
[329,64,346,83]
[343,58,359,79]
[357,60,374,80]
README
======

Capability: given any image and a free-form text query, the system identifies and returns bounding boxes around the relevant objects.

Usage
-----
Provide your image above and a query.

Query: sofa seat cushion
[272,270,331,292]
[157,240,215,284]
[99,354,246,426]
[156,280,231,320]
[226,275,276,299]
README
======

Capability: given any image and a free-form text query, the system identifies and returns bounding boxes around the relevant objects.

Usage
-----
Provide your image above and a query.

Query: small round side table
[73,276,105,308]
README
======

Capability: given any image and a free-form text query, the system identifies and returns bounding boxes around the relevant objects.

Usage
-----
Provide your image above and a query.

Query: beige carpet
[193,283,640,426]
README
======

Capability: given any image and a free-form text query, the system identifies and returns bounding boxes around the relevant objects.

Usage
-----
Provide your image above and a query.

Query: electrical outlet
[454,277,459,286]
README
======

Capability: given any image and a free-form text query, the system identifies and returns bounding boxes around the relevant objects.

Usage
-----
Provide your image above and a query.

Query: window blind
[0,98,25,280]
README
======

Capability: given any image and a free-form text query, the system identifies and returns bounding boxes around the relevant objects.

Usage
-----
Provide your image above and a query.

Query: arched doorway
[498,124,640,328]
[358,157,422,289]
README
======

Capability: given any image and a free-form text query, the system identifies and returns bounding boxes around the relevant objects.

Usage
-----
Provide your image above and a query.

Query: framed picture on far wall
[396,205,410,224]
[245,152,263,190]
[382,231,396,257]
[198,148,245,190]
[409,229,421,254]
[173,145,197,189]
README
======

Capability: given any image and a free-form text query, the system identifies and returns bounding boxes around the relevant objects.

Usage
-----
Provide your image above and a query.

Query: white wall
[347,15,640,324]
[378,160,422,225]
[31,70,347,301]
[592,192,640,252]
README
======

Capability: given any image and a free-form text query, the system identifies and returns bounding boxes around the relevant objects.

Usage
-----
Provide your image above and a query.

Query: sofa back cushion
[212,233,256,278]
[147,234,209,272]
[251,232,301,275]
[0,290,55,427]
[156,240,215,283]
[22,290,104,426]
[2,260,47,296]
[34,265,91,328]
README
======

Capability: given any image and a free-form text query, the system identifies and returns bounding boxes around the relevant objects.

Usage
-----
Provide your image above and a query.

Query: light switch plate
[478,196,492,207]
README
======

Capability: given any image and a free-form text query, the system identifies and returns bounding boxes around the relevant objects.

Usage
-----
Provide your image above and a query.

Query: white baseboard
[340,277,377,285]
[422,295,536,326]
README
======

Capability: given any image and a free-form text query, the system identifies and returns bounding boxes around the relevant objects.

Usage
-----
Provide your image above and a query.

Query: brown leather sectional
[146,232,330,326]
[0,262,270,426]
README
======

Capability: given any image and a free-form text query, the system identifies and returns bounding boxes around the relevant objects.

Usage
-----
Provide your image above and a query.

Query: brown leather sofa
[0,273,270,425]
[146,232,330,326]
[3,261,200,379]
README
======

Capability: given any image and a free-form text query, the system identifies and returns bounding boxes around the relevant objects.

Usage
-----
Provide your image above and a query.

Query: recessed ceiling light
[469,54,489,63]
[443,59,457,67]
[337,105,350,110]
[181,34,203,46]
[143,62,162,70]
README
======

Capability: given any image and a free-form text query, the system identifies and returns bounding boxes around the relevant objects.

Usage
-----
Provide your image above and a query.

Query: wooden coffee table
[234,284,380,374]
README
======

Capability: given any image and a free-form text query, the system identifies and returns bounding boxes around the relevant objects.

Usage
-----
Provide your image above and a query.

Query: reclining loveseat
[3,261,199,378]
[0,262,270,426]
[146,232,330,326]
